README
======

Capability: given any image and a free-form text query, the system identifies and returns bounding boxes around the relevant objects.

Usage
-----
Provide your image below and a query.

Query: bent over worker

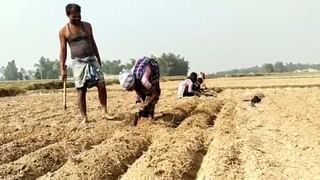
[119,57,161,119]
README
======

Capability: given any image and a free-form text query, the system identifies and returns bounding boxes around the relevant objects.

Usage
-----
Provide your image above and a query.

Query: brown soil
[0,76,319,180]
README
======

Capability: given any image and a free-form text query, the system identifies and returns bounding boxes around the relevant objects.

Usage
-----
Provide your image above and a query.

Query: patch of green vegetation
[24,81,75,90]
[0,76,187,97]
[0,79,121,97]
[105,79,120,85]
[0,87,26,97]
[160,76,185,82]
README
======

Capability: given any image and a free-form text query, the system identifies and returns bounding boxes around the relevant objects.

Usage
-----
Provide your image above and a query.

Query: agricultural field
[0,74,320,180]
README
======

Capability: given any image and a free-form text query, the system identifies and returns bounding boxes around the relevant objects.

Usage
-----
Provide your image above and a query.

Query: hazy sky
[1,0,319,73]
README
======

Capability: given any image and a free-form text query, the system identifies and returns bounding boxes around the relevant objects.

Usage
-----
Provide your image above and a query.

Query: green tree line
[0,52,189,81]
[215,61,320,76]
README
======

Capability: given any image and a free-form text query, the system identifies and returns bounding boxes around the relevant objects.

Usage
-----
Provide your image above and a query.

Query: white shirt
[177,79,194,98]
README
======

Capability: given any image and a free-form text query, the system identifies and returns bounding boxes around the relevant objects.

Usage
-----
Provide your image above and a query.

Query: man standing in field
[59,3,113,123]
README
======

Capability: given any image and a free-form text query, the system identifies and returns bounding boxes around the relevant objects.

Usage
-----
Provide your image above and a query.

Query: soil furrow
[0,121,120,179]
[121,98,222,180]
[0,127,66,165]
[43,129,150,180]
[196,99,243,180]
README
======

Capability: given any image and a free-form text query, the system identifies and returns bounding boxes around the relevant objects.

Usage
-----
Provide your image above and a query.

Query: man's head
[65,3,81,25]
[188,72,198,83]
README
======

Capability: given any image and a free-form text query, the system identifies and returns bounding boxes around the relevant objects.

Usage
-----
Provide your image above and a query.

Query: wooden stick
[134,111,139,126]
[63,65,67,110]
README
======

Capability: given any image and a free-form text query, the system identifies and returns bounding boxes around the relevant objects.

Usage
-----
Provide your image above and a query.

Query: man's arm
[59,27,67,81]
[143,85,159,106]
[87,23,101,66]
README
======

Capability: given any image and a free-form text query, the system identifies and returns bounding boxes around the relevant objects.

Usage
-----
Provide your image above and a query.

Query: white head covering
[119,69,135,90]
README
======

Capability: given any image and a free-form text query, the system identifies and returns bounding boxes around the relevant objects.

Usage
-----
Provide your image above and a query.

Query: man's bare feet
[81,117,88,124]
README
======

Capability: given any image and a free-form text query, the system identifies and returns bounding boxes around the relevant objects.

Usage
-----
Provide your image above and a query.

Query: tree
[155,54,169,75]
[18,68,23,80]
[101,60,124,75]
[262,63,274,73]
[0,66,4,80]
[124,58,136,70]
[34,57,60,79]
[26,70,34,80]
[0,66,4,74]
[285,62,294,72]
[157,53,189,76]
[98,52,189,76]
[274,61,286,72]
[4,60,18,80]
[17,68,29,80]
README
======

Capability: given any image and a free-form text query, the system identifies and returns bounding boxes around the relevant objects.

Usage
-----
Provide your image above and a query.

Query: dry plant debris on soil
[0,75,320,180]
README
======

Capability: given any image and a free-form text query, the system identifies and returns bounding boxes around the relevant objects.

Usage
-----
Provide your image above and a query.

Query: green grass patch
[0,76,184,97]
[105,79,120,85]
[0,87,26,97]
[24,81,75,90]
[160,76,185,82]
[0,79,121,97]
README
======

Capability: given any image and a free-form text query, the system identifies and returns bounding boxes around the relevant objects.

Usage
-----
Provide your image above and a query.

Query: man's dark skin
[59,6,113,123]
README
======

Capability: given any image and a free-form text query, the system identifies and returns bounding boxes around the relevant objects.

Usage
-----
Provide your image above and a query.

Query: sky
[1,0,320,73]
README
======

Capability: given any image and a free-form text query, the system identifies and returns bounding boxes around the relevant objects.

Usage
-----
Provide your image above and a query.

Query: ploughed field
[0,75,320,180]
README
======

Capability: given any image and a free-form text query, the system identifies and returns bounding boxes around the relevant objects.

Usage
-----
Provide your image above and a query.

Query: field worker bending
[119,57,161,119]
[192,77,204,92]
[177,72,201,98]
[59,3,114,123]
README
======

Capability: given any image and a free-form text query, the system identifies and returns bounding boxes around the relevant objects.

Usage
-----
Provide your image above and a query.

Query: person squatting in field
[119,57,161,119]
[192,76,217,97]
[177,72,201,98]
[59,3,114,123]
[192,76,204,92]
[194,72,219,97]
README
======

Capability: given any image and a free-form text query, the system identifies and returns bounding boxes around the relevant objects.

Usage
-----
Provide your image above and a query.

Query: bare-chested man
[59,3,113,123]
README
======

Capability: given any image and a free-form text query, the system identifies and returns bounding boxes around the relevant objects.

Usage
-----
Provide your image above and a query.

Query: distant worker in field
[199,72,208,90]
[177,72,201,98]
[119,57,161,120]
[192,77,204,92]
[59,3,114,123]
[192,77,217,97]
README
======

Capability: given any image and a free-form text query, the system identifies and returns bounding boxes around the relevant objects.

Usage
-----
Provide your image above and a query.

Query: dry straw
[121,98,223,180]
[0,143,68,180]
[48,130,150,180]
[0,128,64,165]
